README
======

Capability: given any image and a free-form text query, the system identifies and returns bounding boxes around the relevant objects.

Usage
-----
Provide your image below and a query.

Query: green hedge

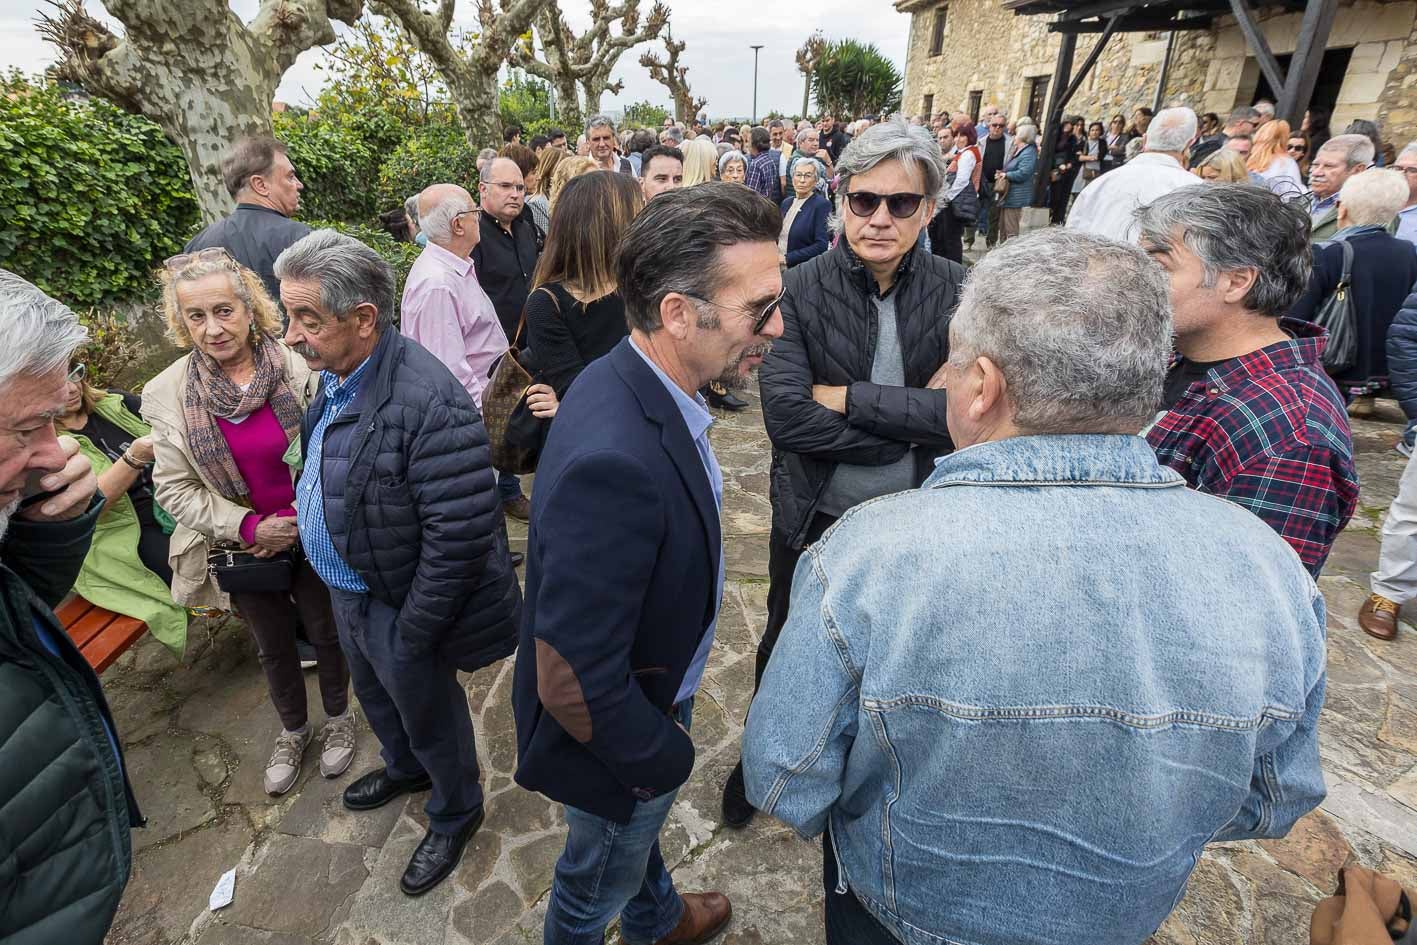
[376,122,480,211]
[277,111,382,226]
[0,74,199,305]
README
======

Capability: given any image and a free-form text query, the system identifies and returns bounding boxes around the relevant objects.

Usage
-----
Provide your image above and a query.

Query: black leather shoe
[400,808,485,896]
[721,760,754,828]
[342,767,432,812]
[703,383,748,412]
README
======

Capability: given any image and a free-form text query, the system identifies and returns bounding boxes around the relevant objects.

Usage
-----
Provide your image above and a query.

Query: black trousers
[328,587,483,834]
[928,207,964,264]
[1048,178,1073,225]
[228,558,349,731]
[136,522,173,586]
[754,512,839,691]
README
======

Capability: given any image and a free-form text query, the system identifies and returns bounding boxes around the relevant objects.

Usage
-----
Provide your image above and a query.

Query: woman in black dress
[522,171,645,422]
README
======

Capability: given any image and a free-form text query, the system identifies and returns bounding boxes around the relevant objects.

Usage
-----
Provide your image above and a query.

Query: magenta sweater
[215,403,297,546]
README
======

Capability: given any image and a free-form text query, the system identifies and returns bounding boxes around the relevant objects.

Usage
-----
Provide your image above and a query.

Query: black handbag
[949,179,980,226]
[207,544,297,594]
[1313,240,1357,374]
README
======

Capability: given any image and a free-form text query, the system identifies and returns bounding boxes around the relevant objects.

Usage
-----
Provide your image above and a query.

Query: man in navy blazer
[513,182,785,945]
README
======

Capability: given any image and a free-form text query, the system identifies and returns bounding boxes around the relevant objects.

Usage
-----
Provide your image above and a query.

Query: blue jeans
[497,469,523,501]
[544,701,692,945]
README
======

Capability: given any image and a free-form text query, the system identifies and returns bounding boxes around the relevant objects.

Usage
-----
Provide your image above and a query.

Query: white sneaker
[320,712,357,778]
[263,727,310,796]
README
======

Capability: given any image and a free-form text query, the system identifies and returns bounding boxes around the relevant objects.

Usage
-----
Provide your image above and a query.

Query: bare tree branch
[640,25,703,122]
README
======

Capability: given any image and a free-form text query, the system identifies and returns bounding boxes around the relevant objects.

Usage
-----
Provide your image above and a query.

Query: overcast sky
[1,1,910,120]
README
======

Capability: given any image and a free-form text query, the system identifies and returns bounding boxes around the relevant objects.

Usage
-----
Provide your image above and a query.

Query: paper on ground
[209,867,236,911]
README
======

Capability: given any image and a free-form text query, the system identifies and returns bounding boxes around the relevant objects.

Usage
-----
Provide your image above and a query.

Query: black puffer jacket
[1387,280,1417,422]
[0,498,142,945]
[305,328,521,670]
[760,241,964,548]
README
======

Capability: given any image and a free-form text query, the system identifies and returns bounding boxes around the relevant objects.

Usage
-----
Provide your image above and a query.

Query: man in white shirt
[1066,107,1202,243]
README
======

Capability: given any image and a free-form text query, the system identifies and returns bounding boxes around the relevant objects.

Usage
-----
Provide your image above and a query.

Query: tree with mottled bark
[639,27,703,124]
[38,0,366,222]
[513,0,667,132]
[796,31,826,120]
[371,0,549,149]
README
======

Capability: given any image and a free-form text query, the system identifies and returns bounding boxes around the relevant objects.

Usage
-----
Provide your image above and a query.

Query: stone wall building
[896,0,1416,149]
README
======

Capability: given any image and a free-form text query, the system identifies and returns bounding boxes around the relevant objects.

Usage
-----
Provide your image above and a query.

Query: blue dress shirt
[298,357,373,592]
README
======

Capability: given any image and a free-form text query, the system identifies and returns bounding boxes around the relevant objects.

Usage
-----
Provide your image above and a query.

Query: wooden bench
[55,596,148,673]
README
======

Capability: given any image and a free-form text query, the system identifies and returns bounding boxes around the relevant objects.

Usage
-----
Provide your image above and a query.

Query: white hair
[1144,107,1199,153]
[1253,100,1276,119]
[419,188,474,244]
[718,150,747,175]
[0,269,88,394]
[950,228,1172,433]
[1321,133,1377,168]
[1014,122,1038,145]
[1340,168,1409,226]
[1401,140,1417,163]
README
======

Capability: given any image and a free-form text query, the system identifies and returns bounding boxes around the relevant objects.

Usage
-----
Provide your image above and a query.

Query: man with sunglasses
[721,117,964,829]
[972,113,1011,250]
[513,182,784,945]
[472,157,541,521]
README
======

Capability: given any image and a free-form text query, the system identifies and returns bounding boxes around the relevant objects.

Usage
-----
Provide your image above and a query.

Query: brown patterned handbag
[483,304,538,474]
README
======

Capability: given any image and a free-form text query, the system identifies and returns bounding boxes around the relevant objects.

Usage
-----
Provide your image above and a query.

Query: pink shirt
[400,241,507,408]
[216,403,296,546]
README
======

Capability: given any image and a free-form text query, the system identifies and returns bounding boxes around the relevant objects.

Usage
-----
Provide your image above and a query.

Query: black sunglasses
[687,287,785,335]
[845,191,926,219]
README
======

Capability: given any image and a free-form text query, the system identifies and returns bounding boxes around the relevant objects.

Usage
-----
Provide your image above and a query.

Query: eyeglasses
[989,122,1006,129]
[164,246,238,270]
[484,180,527,193]
[1286,144,1307,153]
[844,191,926,219]
[686,287,785,336]
[1398,166,1417,177]
[67,363,87,384]
[453,207,483,222]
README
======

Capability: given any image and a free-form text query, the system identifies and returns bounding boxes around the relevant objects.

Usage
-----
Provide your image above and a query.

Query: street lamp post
[750,44,764,122]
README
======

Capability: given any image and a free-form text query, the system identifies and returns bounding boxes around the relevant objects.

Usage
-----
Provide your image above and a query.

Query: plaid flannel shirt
[745,150,781,202]
[1145,319,1358,577]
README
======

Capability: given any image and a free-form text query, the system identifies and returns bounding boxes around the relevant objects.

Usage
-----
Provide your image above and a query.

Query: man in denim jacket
[742,228,1327,945]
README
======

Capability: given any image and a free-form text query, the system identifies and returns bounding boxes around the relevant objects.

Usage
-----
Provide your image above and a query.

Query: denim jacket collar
[925,433,1184,489]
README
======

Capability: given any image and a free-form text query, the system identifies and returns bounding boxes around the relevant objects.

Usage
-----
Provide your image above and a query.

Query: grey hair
[661,126,685,146]
[419,189,474,244]
[0,269,88,392]
[1144,106,1198,153]
[1125,136,1146,161]
[949,228,1172,433]
[1339,168,1409,226]
[273,229,396,329]
[404,194,420,225]
[1320,133,1376,168]
[1136,183,1312,316]
[718,150,747,175]
[791,158,820,182]
[1253,100,1276,118]
[586,113,616,134]
[1014,122,1038,144]
[835,116,947,203]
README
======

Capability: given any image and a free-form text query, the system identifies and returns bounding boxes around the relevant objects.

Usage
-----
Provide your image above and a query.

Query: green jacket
[1312,205,1398,242]
[0,497,141,944]
[70,393,187,654]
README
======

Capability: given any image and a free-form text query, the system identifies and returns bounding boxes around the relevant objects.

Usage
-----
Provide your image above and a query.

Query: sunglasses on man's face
[845,191,926,219]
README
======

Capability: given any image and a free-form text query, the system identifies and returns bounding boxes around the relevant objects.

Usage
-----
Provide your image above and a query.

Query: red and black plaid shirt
[1146,319,1358,577]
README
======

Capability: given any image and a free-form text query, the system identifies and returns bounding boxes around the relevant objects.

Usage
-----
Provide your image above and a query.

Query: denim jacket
[742,434,1327,945]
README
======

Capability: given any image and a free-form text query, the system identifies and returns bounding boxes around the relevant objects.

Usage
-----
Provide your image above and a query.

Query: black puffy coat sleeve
[1387,283,1417,422]
[396,396,499,656]
[760,287,910,465]
[845,381,952,448]
[0,495,103,609]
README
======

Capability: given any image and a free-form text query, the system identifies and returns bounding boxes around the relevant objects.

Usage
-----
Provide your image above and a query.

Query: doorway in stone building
[1025,76,1049,123]
[1250,46,1353,121]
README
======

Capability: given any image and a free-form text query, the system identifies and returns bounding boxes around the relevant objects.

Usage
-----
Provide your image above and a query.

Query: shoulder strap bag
[485,288,556,474]
[1312,239,1358,374]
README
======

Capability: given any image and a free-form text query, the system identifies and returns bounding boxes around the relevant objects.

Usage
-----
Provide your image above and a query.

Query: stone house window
[929,6,948,57]
[968,90,983,122]
[923,93,935,118]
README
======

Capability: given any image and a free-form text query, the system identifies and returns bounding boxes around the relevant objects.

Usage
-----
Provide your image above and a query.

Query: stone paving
[102,387,1417,945]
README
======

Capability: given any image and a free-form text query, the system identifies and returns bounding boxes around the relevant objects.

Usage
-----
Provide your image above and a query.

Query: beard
[716,342,773,391]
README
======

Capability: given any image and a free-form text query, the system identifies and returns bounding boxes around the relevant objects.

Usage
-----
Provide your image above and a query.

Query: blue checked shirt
[297,357,373,592]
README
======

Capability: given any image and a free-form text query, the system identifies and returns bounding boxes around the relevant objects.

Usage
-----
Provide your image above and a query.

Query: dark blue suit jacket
[781,192,831,268]
[512,337,722,823]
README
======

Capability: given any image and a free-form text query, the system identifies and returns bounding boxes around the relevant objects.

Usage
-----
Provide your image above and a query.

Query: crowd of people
[3,94,1417,945]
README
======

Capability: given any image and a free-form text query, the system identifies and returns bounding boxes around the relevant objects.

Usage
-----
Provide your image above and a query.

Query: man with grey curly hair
[743,227,1326,945]
[722,116,965,828]
[1138,183,1356,578]
[0,270,140,944]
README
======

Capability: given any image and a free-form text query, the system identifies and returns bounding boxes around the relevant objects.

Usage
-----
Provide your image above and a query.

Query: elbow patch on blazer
[536,639,592,743]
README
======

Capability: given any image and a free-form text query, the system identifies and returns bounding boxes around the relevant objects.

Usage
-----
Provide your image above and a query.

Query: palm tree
[811,39,902,119]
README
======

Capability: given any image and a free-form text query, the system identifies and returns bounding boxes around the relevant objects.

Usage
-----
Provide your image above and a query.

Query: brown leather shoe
[503,495,531,522]
[654,892,732,944]
[1359,594,1400,641]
